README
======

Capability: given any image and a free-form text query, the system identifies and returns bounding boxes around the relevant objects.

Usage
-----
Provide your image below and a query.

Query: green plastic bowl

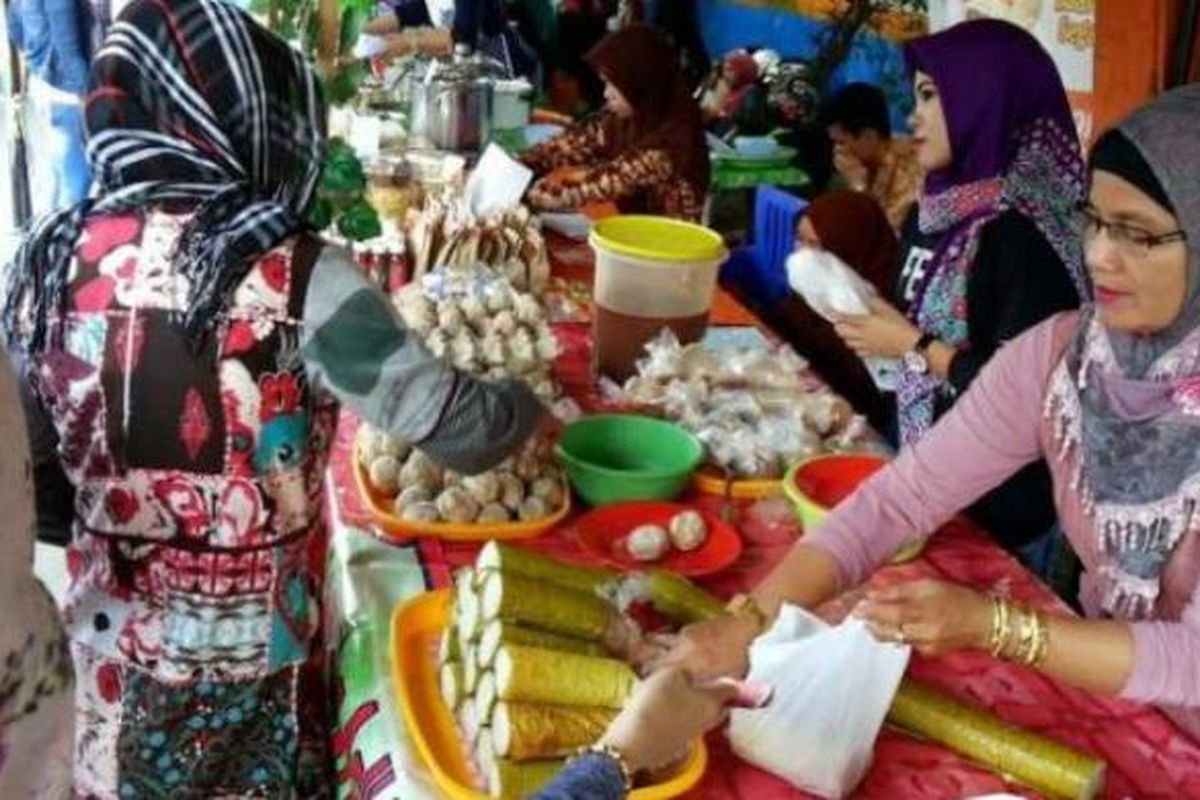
[556,415,704,506]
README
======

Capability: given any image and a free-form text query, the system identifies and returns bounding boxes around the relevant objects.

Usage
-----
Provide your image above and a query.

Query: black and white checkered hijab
[3,0,325,354]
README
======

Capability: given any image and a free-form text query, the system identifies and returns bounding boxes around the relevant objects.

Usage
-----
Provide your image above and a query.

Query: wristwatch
[903,332,937,375]
[726,594,769,633]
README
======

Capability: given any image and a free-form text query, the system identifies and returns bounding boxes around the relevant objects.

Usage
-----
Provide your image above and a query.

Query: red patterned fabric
[323,239,1200,798]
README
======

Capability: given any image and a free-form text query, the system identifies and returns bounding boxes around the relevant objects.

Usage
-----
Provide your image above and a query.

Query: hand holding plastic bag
[785,249,901,391]
[728,605,910,799]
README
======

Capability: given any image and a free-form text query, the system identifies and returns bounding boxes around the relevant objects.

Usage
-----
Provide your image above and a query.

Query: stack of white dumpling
[393,269,560,405]
[358,431,567,526]
[358,268,567,525]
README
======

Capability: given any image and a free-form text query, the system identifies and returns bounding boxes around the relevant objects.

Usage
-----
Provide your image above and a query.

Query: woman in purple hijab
[662,83,1200,747]
[833,19,1088,558]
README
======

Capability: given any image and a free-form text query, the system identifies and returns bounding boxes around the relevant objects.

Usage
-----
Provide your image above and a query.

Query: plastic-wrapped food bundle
[619,330,872,478]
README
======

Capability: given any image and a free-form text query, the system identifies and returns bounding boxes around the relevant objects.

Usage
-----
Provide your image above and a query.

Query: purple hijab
[895,19,1087,444]
[907,18,1079,194]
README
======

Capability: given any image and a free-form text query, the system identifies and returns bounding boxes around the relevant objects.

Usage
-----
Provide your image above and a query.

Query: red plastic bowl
[786,454,889,511]
[573,502,743,577]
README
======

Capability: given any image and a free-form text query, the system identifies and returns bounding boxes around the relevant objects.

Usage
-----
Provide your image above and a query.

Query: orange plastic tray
[353,434,571,542]
[691,467,781,500]
[390,590,708,800]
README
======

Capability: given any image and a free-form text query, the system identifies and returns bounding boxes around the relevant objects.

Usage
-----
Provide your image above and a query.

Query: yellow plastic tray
[691,467,780,500]
[353,434,571,542]
[390,591,708,800]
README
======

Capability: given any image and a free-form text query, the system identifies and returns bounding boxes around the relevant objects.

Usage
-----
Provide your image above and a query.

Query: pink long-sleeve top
[807,311,1200,741]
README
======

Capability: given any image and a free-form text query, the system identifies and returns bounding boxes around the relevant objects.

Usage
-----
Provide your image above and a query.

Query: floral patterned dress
[26,209,337,799]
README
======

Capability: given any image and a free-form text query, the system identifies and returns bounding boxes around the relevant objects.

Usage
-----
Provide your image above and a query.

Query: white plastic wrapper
[786,249,901,392]
[729,605,910,799]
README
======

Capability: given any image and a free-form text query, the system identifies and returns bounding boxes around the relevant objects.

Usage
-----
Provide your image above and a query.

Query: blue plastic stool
[720,186,808,308]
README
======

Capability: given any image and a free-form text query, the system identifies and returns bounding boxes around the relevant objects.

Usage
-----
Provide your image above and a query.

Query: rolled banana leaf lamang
[477,541,617,594]
[889,680,1106,800]
[494,644,635,709]
[480,571,614,641]
[478,620,607,667]
[487,758,564,799]
[492,701,617,760]
[645,569,727,624]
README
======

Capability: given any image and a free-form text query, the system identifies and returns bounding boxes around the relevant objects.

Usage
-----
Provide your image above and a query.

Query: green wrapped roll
[495,645,635,709]
[480,571,615,641]
[477,541,617,595]
[478,620,607,667]
[645,570,727,624]
[487,758,564,799]
[888,680,1106,800]
[493,701,617,760]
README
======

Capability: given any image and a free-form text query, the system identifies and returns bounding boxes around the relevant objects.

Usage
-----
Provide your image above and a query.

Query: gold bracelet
[572,743,634,792]
[988,597,1012,658]
[1025,610,1050,667]
[1012,606,1041,662]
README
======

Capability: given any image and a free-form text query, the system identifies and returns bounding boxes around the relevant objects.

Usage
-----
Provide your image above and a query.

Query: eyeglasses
[1076,205,1188,260]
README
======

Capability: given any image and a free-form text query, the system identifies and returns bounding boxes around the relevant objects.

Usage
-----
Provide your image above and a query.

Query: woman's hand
[833,297,920,360]
[650,614,760,682]
[598,667,737,774]
[854,579,992,657]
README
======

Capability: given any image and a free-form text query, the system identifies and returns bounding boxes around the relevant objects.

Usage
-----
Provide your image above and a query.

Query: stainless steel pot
[407,58,497,153]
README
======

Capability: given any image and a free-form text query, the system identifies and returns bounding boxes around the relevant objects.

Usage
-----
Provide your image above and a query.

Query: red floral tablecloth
[326,236,1200,799]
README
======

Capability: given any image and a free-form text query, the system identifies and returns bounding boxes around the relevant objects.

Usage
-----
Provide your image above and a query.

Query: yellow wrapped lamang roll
[495,644,635,709]
[889,680,1106,800]
[478,620,607,667]
[644,569,728,624]
[492,701,617,760]
[487,758,564,799]
[477,541,617,594]
[480,571,615,641]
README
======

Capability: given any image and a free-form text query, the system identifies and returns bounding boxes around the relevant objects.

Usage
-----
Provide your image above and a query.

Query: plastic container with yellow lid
[589,216,729,381]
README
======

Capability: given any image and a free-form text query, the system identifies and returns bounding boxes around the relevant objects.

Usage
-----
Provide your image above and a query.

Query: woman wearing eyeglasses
[830,20,1086,565]
[661,83,1200,744]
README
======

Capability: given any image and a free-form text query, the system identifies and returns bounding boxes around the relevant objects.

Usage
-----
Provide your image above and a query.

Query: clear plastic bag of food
[729,605,910,798]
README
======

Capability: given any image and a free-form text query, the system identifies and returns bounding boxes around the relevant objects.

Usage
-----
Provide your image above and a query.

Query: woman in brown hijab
[522,24,709,221]
[773,190,899,432]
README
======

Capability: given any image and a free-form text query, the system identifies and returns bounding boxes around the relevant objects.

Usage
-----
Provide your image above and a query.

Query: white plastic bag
[728,605,910,799]
[785,249,902,391]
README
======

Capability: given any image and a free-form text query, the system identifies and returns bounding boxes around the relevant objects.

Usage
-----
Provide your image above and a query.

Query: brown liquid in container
[593,305,710,382]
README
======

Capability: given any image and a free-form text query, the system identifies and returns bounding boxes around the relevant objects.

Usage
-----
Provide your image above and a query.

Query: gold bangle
[572,743,634,792]
[988,598,1012,658]
[1026,610,1050,667]
[1015,606,1039,664]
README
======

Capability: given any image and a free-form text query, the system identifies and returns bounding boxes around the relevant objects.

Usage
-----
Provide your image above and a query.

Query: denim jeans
[26,79,90,215]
